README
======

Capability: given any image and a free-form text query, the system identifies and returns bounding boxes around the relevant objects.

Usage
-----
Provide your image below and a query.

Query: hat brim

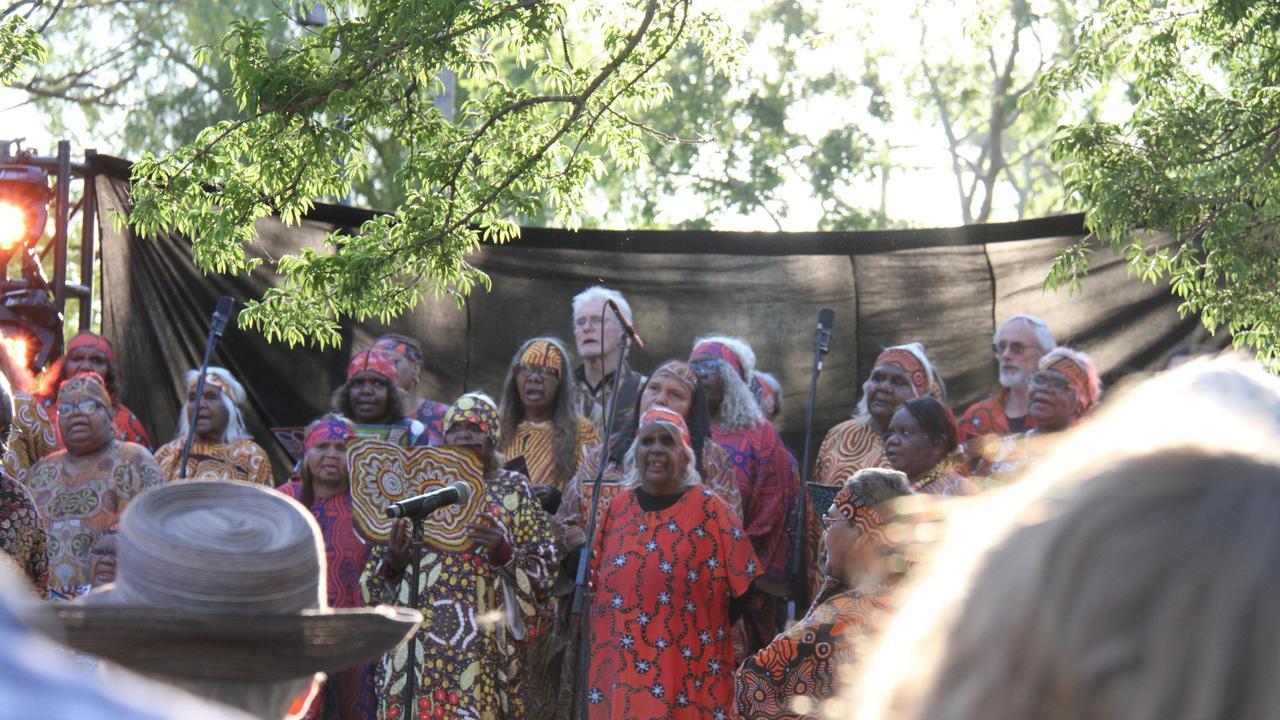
[38,602,421,682]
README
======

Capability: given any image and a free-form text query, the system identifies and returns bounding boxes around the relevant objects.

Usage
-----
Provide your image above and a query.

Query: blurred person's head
[851,356,1280,720]
[56,373,116,456]
[89,525,120,588]
[372,334,424,395]
[822,468,913,586]
[689,335,763,430]
[46,481,420,720]
[856,343,945,426]
[332,350,403,425]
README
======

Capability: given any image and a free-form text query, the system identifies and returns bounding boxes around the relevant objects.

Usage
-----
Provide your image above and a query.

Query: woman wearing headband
[373,333,451,446]
[154,367,273,485]
[689,335,799,654]
[499,337,599,492]
[23,372,163,600]
[366,392,556,720]
[331,348,429,446]
[587,405,760,719]
[736,468,914,719]
[279,414,373,719]
[32,331,151,451]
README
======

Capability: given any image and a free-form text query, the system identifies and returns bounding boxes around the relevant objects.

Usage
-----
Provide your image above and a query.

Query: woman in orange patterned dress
[735,468,913,719]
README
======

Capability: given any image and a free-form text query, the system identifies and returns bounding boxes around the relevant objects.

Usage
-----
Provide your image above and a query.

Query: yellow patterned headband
[518,340,564,376]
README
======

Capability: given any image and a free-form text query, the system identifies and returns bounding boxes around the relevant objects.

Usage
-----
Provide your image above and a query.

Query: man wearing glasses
[959,314,1057,444]
[570,286,647,465]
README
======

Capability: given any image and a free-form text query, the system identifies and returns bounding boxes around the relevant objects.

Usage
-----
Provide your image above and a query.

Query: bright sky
[0,0,1078,231]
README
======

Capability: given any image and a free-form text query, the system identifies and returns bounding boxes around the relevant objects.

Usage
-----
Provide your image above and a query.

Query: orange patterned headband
[519,340,564,376]
[187,373,232,400]
[875,348,929,397]
[1045,355,1090,405]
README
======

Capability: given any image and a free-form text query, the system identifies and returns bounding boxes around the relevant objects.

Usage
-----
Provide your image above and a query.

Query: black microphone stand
[571,302,634,720]
[790,312,832,621]
[179,297,233,480]
[402,513,427,720]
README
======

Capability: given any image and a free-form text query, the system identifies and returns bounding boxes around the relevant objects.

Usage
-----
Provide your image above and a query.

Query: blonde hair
[852,356,1280,720]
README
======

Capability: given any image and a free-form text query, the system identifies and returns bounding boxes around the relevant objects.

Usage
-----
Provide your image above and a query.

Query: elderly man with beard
[958,315,1056,446]
[570,286,647,467]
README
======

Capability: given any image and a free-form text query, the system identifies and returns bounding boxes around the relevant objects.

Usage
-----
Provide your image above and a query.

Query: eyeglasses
[690,359,721,377]
[820,514,849,529]
[1028,372,1072,393]
[517,363,560,380]
[58,400,107,417]
[993,341,1032,357]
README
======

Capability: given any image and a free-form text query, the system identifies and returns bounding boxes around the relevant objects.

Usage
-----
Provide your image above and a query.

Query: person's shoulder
[277,480,303,499]
[116,441,156,460]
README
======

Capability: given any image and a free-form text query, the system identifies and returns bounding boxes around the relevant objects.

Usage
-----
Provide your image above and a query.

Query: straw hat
[39,480,420,681]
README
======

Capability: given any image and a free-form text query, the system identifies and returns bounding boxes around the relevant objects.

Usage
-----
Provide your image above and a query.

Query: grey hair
[572,285,633,324]
[714,362,765,431]
[1040,346,1103,412]
[996,314,1057,353]
[855,342,941,416]
[175,367,250,443]
[622,425,701,490]
[692,334,757,376]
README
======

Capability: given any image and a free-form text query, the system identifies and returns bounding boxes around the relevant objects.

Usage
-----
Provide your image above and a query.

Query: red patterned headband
[304,416,355,452]
[750,374,776,408]
[690,341,746,381]
[875,348,929,397]
[347,349,399,383]
[639,405,691,449]
[831,482,885,527]
[373,336,423,366]
[1045,355,1090,407]
[67,332,114,362]
[651,360,698,395]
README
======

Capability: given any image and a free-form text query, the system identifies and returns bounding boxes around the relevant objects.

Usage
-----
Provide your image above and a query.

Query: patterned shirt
[574,361,647,466]
[0,471,47,595]
[23,441,162,598]
[504,417,601,492]
[154,438,274,485]
[735,577,892,719]
[588,487,759,719]
[361,468,556,720]
[411,398,451,446]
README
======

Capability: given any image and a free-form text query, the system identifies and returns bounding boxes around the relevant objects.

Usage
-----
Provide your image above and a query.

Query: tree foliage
[1038,0,1280,361]
[122,0,737,346]
[1,3,52,84]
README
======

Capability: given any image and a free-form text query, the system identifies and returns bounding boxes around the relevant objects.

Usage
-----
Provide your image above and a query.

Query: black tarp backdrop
[92,155,1220,483]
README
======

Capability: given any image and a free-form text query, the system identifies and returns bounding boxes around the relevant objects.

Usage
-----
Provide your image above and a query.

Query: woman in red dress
[588,406,760,719]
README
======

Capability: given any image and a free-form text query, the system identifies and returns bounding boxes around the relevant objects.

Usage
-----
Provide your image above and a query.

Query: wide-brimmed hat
[36,480,421,682]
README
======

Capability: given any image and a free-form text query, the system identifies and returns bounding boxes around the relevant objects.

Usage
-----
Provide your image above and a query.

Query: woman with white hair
[587,405,760,719]
[977,346,1102,478]
[809,343,942,591]
[154,367,274,485]
[690,335,799,653]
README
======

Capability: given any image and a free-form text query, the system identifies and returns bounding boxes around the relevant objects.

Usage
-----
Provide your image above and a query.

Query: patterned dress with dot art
[361,468,556,720]
[587,486,760,719]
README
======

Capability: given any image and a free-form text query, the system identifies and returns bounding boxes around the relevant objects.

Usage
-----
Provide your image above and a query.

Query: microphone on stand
[386,480,473,519]
[179,296,236,480]
[789,307,836,622]
[815,307,834,358]
[605,299,644,349]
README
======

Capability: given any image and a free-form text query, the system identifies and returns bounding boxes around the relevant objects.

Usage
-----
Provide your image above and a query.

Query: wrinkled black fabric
[92,155,1221,482]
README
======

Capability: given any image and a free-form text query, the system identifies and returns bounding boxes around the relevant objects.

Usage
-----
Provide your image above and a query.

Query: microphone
[385,480,473,519]
[815,308,834,355]
[211,296,235,338]
[605,298,644,349]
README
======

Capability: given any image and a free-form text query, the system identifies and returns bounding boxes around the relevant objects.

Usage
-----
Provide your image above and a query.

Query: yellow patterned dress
[361,468,557,720]
[807,416,890,595]
[8,392,58,479]
[22,441,163,599]
[505,417,600,492]
[154,438,274,485]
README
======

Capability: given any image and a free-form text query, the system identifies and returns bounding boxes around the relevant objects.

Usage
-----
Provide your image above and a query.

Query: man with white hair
[959,315,1056,443]
[571,286,647,464]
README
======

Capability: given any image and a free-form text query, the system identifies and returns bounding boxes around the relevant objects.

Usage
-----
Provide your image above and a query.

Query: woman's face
[58,397,114,456]
[65,346,111,380]
[885,407,944,481]
[865,364,916,424]
[639,374,692,418]
[822,505,858,580]
[89,533,118,587]
[188,384,229,441]
[516,364,560,420]
[445,420,488,447]
[390,355,420,393]
[690,356,725,413]
[305,438,349,494]
[348,372,391,423]
[635,423,688,493]
[1027,370,1079,431]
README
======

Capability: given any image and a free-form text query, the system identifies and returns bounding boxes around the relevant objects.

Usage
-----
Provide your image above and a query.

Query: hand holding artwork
[387,517,413,575]
[467,510,513,566]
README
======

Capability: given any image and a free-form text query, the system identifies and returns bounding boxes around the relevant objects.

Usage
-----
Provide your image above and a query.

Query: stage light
[0,200,27,250]
[0,163,49,261]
